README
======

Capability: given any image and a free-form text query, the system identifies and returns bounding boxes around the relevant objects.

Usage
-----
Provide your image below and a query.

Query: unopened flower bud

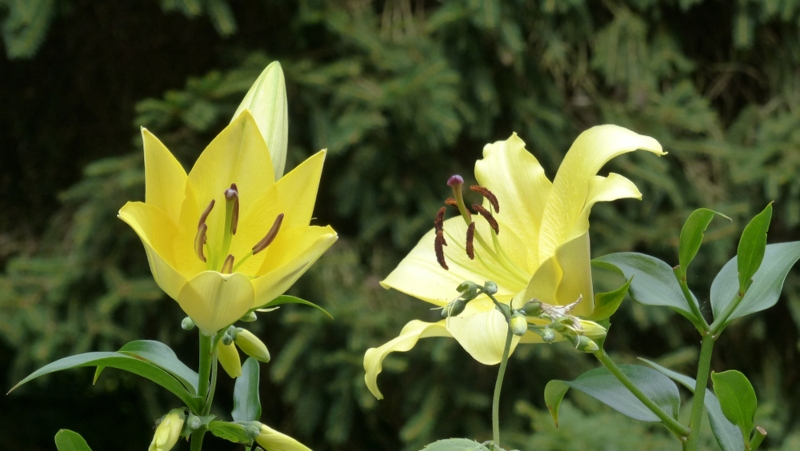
[457,281,479,300]
[567,334,599,352]
[483,281,498,295]
[240,311,258,322]
[255,423,312,451]
[181,317,195,330]
[541,327,556,343]
[245,423,261,440]
[234,329,271,363]
[216,340,242,378]
[509,313,528,336]
[523,300,543,316]
[221,334,234,346]
[186,415,202,430]
[148,409,185,451]
[442,299,467,318]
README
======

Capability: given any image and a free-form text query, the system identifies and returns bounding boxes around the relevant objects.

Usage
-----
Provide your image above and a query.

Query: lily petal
[524,232,594,316]
[539,125,664,262]
[118,202,186,299]
[142,128,188,226]
[364,320,452,399]
[256,424,311,451]
[178,271,255,335]
[445,300,521,364]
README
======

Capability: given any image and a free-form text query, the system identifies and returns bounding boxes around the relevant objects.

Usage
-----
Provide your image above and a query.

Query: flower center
[194,183,284,274]
[435,175,528,285]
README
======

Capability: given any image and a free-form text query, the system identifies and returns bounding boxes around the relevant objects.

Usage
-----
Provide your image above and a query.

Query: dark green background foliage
[2,0,800,449]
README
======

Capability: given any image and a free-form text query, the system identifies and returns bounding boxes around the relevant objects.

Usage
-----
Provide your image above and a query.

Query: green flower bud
[148,409,185,451]
[181,317,195,331]
[483,281,498,295]
[567,334,599,352]
[457,281,479,300]
[245,423,261,440]
[240,311,258,322]
[523,300,543,316]
[541,327,556,343]
[509,313,528,336]
[227,325,239,340]
[441,299,467,318]
[186,415,202,430]
[235,329,271,363]
[221,334,234,346]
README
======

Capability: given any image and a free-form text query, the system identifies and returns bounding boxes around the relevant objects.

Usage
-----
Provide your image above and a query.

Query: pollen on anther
[472,204,499,234]
[470,185,499,213]
[435,207,446,234]
[198,199,215,228]
[466,222,476,259]
[435,231,448,270]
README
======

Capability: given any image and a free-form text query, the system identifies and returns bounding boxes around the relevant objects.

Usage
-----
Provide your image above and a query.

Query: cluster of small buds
[441,280,500,318]
[518,296,601,353]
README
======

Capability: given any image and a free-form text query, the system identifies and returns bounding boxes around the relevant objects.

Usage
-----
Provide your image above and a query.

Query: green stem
[593,350,691,439]
[203,350,220,416]
[684,333,715,451]
[750,426,767,450]
[710,291,745,336]
[673,267,709,332]
[492,324,513,449]
[190,332,215,451]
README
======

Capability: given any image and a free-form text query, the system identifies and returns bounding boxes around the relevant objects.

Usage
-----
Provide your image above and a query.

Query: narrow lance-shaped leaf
[232,357,261,422]
[54,430,93,451]
[208,421,252,444]
[640,358,743,451]
[736,203,772,293]
[544,364,680,426]
[118,340,198,394]
[678,208,730,280]
[710,241,800,324]
[262,294,333,319]
[712,370,757,447]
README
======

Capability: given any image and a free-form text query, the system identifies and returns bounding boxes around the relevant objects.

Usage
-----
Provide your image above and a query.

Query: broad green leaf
[118,340,198,394]
[593,253,697,321]
[544,364,680,425]
[232,357,261,422]
[710,242,800,323]
[208,421,251,444]
[8,352,202,412]
[736,204,772,292]
[420,438,491,451]
[262,294,333,319]
[640,358,744,451]
[679,208,729,279]
[589,275,632,321]
[232,61,288,179]
[55,430,92,451]
[712,370,757,446]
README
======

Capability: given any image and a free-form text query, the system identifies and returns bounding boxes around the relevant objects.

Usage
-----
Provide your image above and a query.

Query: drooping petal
[255,423,311,451]
[445,300,521,364]
[178,271,255,335]
[251,225,337,307]
[187,111,275,257]
[538,125,664,262]
[217,341,242,378]
[381,218,525,307]
[475,133,553,270]
[119,202,186,299]
[142,128,188,226]
[232,61,288,180]
[364,320,452,399]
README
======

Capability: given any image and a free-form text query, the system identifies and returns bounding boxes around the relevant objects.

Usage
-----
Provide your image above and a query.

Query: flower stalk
[684,333,716,451]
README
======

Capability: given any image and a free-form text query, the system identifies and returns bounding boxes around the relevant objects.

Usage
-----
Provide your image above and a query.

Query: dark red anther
[470,185,499,213]
[221,254,235,274]
[472,204,499,234]
[444,198,458,208]
[194,223,208,262]
[253,213,284,254]
[466,222,476,259]
[435,207,446,235]
[198,199,215,228]
[435,230,448,270]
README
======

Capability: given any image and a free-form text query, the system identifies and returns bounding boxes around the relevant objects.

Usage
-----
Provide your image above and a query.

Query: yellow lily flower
[364,125,664,399]
[119,111,337,335]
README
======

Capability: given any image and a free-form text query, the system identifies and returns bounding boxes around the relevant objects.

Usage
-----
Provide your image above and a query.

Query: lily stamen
[198,199,215,227]
[470,185,499,213]
[466,222,476,259]
[472,204,499,234]
[194,223,208,262]
[221,254,235,274]
[253,213,285,255]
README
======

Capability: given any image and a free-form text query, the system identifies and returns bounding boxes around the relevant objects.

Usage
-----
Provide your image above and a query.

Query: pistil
[447,175,472,225]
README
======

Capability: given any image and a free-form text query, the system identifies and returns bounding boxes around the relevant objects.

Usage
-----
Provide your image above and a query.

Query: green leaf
[419,438,491,451]
[232,357,261,422]
[118,340,198,394]
[678,208,730,279]
[589,275,633,321]
[593,253,697,321]
[710,241,800,323]
[262,295,333,319]
[544,364,680,425]
[712,370,757,446]
[8,352,202,412]
[736,204,772,292]
[640,358,744,451]
[54,430,93,451]
[208,421,251,444]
